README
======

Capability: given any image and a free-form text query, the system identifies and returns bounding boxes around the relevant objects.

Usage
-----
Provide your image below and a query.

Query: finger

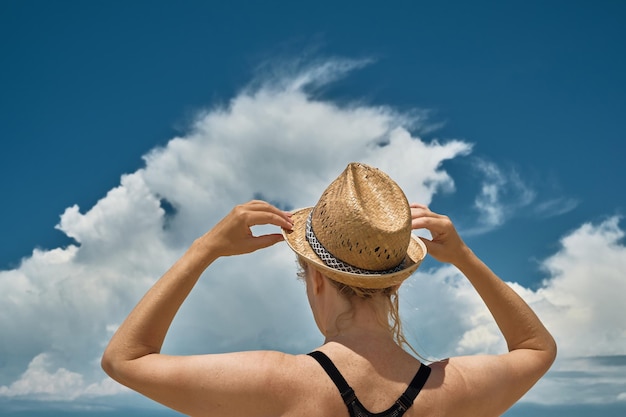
[246,200,280,211]
[410,203,429,210]
[418,236,441,257]
[411,215,447,231]
[251,233,285,250]
[245,210,294,231]
[418,236,433,248]
[411,209,450,231]
[246,201,294,227]
[410,207,429,219]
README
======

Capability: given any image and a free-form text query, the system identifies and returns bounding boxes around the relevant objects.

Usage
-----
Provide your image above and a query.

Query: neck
[321,294,394,344]
[307,271,399,350]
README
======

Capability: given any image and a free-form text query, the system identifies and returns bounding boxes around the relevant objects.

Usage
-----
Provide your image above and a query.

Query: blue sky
[1,1,625,416]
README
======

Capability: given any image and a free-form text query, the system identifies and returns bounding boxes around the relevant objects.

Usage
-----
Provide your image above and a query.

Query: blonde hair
[296,256,421,358]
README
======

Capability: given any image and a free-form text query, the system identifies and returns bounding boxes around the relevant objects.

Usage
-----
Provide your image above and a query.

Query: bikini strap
[308,351,357,406]
[308,351,431,413]
[395,362,431,411]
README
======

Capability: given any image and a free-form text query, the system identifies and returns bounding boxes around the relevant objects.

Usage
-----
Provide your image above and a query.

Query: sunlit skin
[102,200,556,417]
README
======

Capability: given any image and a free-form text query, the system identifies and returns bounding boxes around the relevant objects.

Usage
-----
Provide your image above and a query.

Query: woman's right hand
[199,200,294,258]
[410,203,470,265]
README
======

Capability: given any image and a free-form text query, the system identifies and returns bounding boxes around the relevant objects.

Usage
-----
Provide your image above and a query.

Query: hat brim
[282,207,427,289]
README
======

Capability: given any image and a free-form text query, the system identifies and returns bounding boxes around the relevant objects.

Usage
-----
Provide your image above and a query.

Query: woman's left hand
[199,200,294,258]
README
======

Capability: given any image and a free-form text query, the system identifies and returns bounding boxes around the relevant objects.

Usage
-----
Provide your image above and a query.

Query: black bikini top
[308,351,431,417]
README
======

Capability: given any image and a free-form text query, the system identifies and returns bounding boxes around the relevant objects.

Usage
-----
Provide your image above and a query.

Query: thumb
[419,236,440,259]
[253,234,285,250]
[418,236,433,251]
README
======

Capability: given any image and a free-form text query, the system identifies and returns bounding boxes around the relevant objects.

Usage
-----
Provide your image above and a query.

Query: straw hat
[282,162,426,289]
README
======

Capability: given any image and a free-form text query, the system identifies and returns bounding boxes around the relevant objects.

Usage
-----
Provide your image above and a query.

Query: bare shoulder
[185,350,316,398]
[120,350,317,417]
[426,350,553,417]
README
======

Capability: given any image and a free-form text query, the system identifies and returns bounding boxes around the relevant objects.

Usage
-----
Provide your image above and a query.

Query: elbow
[101,347,126,383]
[537,334,558,375]
[512,333,558,375]
[546,335,558,367]
[101,349,116,379]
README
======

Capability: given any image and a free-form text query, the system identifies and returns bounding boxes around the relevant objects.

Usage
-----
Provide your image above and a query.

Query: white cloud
[0,354,125,401]
[528,355,626,405]
[1,58,622,409]
[536,216,626,357]
[532,197,579,218]
[512,216,626,404]
[0,59,471,404]
[467,158,536,234]
[464,158,579,235]
[402,216,626,405]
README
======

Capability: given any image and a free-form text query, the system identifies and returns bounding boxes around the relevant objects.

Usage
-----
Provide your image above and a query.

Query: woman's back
[281,343,547,417]
[284,345,436,417]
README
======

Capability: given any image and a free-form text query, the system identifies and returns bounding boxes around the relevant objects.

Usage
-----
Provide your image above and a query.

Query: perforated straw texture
[306,212,407,275]
[282,163,426,289]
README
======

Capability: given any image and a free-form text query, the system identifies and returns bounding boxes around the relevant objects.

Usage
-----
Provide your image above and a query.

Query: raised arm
[101,200,294,416]
[410,204,556,416]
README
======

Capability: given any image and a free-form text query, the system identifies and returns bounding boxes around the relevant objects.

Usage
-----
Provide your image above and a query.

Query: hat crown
[310,163,411,272]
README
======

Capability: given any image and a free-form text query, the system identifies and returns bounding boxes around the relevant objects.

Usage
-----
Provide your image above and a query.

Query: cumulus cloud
[0,354,124,401]
[0,59,471,404]
[537,216,626,357]
[402,216,626,404]
[0,58,621,410]
[519,217,626,405]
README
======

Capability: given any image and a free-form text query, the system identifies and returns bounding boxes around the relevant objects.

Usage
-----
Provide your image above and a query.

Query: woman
[102,162,556,417]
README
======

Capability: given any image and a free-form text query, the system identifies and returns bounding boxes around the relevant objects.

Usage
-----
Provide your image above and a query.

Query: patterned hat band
[305,211,405,276]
